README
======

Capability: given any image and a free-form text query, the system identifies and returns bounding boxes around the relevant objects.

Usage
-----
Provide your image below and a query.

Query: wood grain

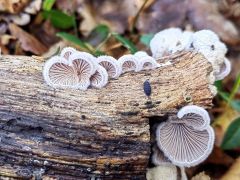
[0,51,214,179]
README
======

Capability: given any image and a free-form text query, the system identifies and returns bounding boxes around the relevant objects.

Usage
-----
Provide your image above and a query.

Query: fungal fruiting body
[97,56,122,78]
[215,58,231,81]
[118,54,141,73]
[150,28,183,58]
[150,28,231,81]
[156,105,215,167]
[43,51,99,90]
[90,65,108,89]
[60,47,77,60]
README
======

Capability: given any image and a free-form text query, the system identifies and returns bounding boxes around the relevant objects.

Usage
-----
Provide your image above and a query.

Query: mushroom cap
[43,56,84,89]
[97,55,122,78]
[137,55,160,70]
[156,105,215,167]
[90,65,108,89]
[150,28,183,58]
[134,51,149,59]
[118,54,141,73]
[24,0,42,14]
[8,13,31,26]
[215,58,231,81]
[60,47,77,60]
[191,30,227,74]
[169,31,194,54]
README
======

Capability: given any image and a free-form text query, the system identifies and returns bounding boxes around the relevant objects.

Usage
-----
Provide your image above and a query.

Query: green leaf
[231,100,240,112]
[140,33,154,47]
[229,73,240,104]
[221,117,240,150]
[43,0,56,11]
[112,33,137,54]
[215,80,223,92]
[87,24,110,46]
[42,10,75,29]
[57,32,89,50]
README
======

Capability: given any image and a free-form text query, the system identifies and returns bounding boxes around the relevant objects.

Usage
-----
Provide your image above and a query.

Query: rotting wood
[0,51,214,179]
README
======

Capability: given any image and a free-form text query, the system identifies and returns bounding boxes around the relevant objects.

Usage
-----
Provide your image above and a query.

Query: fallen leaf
[137,0,187,33]
[0,0,30,14]
[213,106,240,146]
[9,23,47,55]
[206,146,234,166]
[187,0,240,45]
[221,157,240,180]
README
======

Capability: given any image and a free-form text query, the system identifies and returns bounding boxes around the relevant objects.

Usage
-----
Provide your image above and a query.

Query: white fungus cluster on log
[150,28,231,81]
[42,28,231,172]
[43,47,169,90]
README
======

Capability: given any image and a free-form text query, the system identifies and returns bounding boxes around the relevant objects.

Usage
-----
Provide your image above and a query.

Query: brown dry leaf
[56,0,77,14]
[191,172,210,180]
[212,106,240,146]
[78,0,146,34]
[9,23,47,55]
[206,146,234,166]
[0,0,30,14]
[221,157,240,180]
[187,0,240,45]
[137,0,187,33]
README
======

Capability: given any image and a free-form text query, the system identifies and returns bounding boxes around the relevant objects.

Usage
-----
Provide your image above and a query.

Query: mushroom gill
[118,54,140,73]
[156,105,215,167]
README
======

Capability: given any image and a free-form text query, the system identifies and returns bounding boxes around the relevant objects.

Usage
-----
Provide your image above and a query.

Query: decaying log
[0,51,214,179]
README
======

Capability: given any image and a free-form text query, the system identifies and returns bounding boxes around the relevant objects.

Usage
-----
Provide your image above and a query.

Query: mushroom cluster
[153,105,215,167]
[150,28,231,81]
[43,47,165,90]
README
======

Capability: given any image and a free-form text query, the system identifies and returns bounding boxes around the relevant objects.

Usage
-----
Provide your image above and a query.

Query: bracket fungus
[118,54,141,73]
[60,47,77,61]
[156,105,215,167]
[150,28,231,82]
[215,58,231,81]
[90,65,108,89]
[97,55,122,79]
[43,51,97,90]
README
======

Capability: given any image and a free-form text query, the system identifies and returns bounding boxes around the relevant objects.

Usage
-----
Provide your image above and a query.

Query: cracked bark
[0,51,214,179]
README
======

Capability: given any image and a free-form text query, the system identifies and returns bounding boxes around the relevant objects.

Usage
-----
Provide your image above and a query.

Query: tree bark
[0,51,214,179]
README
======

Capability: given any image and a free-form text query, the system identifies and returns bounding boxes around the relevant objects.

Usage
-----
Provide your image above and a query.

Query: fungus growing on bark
[134,52,160,70]
[150,28,183,58]
[156,105,215,167]
[43,56,81,89]
[90,65,108,89]
[118,54,141,73]
[97,56,121,78]
[191,30,227,74]
[43,52,97,90]
[215,58,231,81]
[60,47,77,60]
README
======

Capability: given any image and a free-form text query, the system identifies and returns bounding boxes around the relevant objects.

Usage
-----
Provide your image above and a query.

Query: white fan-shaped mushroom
[68,52,98,90]
[169,31,194,54]
[134,51,149,59]
[138,55,160,70]
[60,47,77,60]
[118,54,141,73]
[43,56,82,89]
[150,28,183,58]
[215,58,231,81]
[177,105,210,130]
[156,105,215,167]
[191,30,227,74]
[97,56,122,78]
[90,65,108,89]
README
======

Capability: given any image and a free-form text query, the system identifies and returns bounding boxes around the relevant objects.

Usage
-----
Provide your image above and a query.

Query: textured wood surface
[0,51,214,179]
